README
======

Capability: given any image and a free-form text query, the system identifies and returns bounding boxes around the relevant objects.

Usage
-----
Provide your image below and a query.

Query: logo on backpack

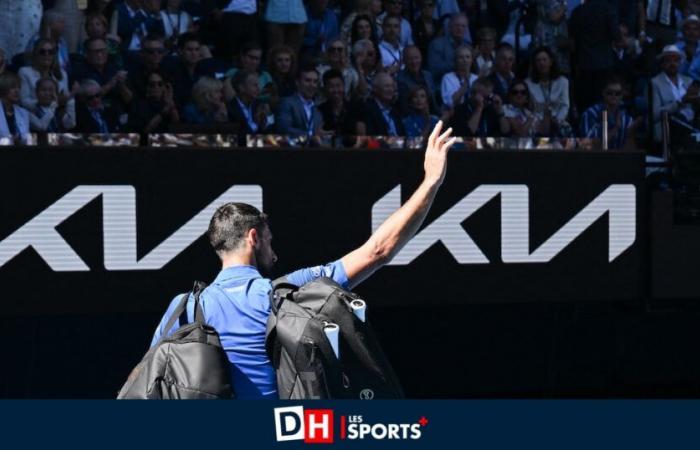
[273,406,426,443]
[359,389,375,400]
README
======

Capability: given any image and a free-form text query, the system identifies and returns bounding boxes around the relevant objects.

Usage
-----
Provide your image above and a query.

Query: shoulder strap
[161,281,208,334]
[270,276,299,315]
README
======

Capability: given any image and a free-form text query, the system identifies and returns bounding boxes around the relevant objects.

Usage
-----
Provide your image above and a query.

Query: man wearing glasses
[579,77,641,149]
[126,34,167,98]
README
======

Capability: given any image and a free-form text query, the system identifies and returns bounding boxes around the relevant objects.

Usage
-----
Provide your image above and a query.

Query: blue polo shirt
[150,260,349,399]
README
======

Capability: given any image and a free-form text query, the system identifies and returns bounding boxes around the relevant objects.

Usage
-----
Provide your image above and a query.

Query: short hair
[0,72,20,97]
[496,43,514,55]
[529,46,561,82]
[240,41,262,55]
[383,14,402,27]
[177,32,200,49]
[208,203,269,254]
[141,33,164,47]
[297,63,319,80]
[477,27,497,41]
[191,76,223,110]
[84,12,108,32]
[85,37,107,51]
[322,68,344,86]
[232,69,257,91]
[78,78,101,97]
[603,75,624,90]
[35,76,58,92]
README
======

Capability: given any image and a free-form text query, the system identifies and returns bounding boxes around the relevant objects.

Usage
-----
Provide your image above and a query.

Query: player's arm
[341,121,456,288]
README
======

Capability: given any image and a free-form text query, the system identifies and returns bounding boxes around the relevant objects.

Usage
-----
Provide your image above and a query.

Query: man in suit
[228,70,270,144]
[274,66,323,136]
[651,44,699,141]
[487,43,515,100]
[356,72,405,136]
[75,79,121,133]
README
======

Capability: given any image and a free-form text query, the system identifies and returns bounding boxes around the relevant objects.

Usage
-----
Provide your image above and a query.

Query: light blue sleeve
[149,293,193,347]
[284,259,349,289]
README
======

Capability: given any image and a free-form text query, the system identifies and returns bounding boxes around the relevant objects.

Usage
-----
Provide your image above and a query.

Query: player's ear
[247,227,259,248]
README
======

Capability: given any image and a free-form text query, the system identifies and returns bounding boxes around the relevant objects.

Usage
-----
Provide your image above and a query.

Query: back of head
[208,203,268,256]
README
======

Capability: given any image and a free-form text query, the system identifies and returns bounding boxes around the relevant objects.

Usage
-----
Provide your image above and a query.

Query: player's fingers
[428,120,443,148]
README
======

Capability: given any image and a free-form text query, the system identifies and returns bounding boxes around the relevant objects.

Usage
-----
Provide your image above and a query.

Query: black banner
[0,148,645,316]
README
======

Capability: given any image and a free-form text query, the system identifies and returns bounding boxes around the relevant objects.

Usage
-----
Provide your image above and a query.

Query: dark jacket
[569,0,621,71]
[357,98,406,136]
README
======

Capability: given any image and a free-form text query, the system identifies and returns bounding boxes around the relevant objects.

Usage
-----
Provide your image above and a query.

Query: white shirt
[379,40,404,70]
[440,71,478,108]
[161,11,192,39]
[18,66,70,111]
[222,0,257,15]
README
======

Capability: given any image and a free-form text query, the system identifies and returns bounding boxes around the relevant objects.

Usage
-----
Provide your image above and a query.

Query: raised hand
[424,120,456,187]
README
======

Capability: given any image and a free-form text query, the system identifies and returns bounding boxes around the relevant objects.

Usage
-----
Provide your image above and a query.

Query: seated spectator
[128,71,179,134]
[302,0,340,58]
[268,45,298,99]
[75,79,121,133]
[29,77,76,132]
[351,39,382,99]
[503,79,549,138]
[0,72,31,141]
[533,0,570,74]
[26,10,70,74]
[652,45,698,140]
[19,39,72,111]
[441,45,478,109]
[126,34,166,98]
[377,0,414,47]
[402,85,439,137]
[228,70,271,138]
[580,77,640,149]
[674,15,700,76]
[487,44,516,99]
[163,32,203,108]
[474,27,496,77]
[111,0,163,52]
[183,76,229,124]
[525,47,571,136]
[378,15,404,73]
[428,13,472,82]
[226,42,275,103]
[72,37,133,111]
[80,13,123,68]
[355,72,405,136]
[161,0,193,49]
[414,0,440,58]
[349,14,379,47]
[450,77,510,137]
[318,69,355,135]
[397,45,437,114]
[316,39,360,100]
[275,66,323,136]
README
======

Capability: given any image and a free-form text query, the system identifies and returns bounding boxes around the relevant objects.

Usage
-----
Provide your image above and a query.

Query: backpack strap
[270,276,299,314]
[161,281,208,334]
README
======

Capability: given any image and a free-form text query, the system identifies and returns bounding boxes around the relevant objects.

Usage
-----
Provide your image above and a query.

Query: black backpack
[117,282,234,399]
[265,277,404,400]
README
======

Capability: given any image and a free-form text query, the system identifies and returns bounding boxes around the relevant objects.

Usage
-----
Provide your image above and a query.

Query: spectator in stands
[81,13,123,68]
[569,0,620,112]
[355,71,405,135]
[580,76,640,148]
[612,23,639,87]
[487,43,516,99]
[126,34,166,98]
[533,0,570,74]
[474,27,497,77]
[341,0,381,47]
[377,0,413,47]
[676,15,700,76]
[225,42,275,103]
[350,14,379,47]
[0,72,31,140]
[378,15,404,73]
[316,39,360,100]
[183,76,229,124]
[504,79,550,138]
[72,37,133,110]
[110,0,149,52]
[397,45,437,114]
[265,0,308,54]
[428,13,472,82]
[302,0,340,58]
[19,39,72,111]
[268,45,298,99]
[450,77,510,137]
[128,70,179,134]
[142,0,166,36]
[164,32,202,107]
[0,0,42,60]
[210,0,259,58]
[441,45,478,109]
[402,85,439,137]
[51,0,87,54]
[228,70,271,137]
[275,66,323,136]
[75,78,121,133]
[161,0,193,49]
[319,69,355,135]
[29,76,76,132]
[651,44,698,140]
[351,39,381,99]
[27,10,71,74]
[525,47,570,136]
[414,0,440,58]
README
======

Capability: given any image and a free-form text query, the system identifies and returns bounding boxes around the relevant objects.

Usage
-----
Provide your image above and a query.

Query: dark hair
[322,68,344,86]
[297,63,318,80]
[383,14,402,27]
[603,75,624,90]
[0,72,20,97]
[177,32,200,49]
[351,14,378,45]
[508,78,528,95]
[529,46,561,82]
[232,69,257,91]
[208,203,269,254]
[240,41,262,56]
[85,36,107,51]
[496,42,514,55]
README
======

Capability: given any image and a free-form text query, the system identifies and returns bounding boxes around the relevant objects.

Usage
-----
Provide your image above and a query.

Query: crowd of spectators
[1,0,700,149]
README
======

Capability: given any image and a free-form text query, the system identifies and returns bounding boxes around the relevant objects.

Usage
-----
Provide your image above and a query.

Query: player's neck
[220,251,257,270]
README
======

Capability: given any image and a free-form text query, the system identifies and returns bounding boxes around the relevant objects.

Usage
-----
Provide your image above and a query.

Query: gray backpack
[117,282,234,399]
[265,277,404,399]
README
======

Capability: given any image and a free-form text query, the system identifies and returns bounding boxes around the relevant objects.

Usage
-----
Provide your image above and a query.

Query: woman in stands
[524,46,571,137]
[0,72,31,142]
[403,85,440,138]
[183,76,229,124]
[503,79,550,138]
[267,45,298,100]
[129,71,180,134]
[19,39,74,112]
